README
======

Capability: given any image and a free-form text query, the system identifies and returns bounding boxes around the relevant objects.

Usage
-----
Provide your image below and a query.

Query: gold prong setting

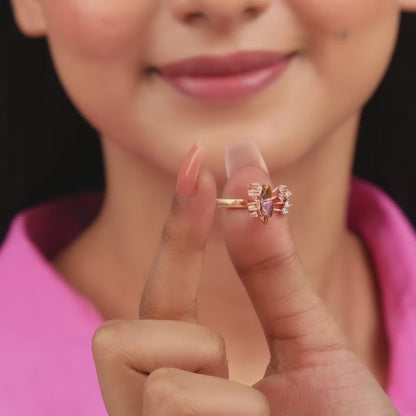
[247,183,292,224]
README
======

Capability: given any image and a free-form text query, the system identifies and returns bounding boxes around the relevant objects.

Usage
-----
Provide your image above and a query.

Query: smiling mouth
[144,52,295,102]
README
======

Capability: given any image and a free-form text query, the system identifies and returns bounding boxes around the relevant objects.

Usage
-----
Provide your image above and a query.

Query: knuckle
[161,215,204,252]
[209,330,225,361]
[91,319,127,361]
[160,202,207,251]
[161,216,181,246]
[253,391,271,416]
[203,327,227,365]
[144,368,199,416]
[160,196,189,247]
[299,339,349,365]
[238,245,300,277]
[171,296,198,322]
[275,246,300,270]
[139,286,160,319]
[144,368,178,406]
[177,403,200,416]
[140,286,198,321]
[311,340,348,356]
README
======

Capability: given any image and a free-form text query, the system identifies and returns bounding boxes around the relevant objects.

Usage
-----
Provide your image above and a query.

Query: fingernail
[176,142,204,199]
[225,140,269,178]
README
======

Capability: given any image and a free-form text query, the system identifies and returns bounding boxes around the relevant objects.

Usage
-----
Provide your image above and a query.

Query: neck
[53,112,363,319]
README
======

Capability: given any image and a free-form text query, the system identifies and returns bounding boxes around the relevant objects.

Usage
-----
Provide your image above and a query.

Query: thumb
[221,140,348,373]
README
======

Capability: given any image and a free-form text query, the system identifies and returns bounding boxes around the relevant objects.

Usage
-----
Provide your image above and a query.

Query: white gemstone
[282,208,289,214]
[278,185,286,192]
[285,190,292,197]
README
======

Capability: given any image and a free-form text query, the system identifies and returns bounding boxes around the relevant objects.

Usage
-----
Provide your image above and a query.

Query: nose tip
[170,0,271,30]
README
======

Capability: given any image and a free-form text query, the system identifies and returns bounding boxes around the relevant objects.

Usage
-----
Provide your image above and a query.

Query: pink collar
[347,177,416,413]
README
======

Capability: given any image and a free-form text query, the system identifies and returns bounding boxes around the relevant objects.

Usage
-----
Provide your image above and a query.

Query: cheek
[289,0,396,34]
[288,0,399,97]
[42,0,156,59]
[38,0,160,147]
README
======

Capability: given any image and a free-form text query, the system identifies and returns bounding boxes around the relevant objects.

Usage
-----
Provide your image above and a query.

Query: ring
[216,183,292,224]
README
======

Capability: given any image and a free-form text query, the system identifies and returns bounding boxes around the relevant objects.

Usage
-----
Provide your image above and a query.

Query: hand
[91,141,398,415]
[221,143,398,415]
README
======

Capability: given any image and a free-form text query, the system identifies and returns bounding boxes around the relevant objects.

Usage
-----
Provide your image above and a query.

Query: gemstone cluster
[247,183,292,224]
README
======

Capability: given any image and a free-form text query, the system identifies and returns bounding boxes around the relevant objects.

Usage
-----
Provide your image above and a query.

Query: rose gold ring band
[215,182,292,225]
[215,199,247,208]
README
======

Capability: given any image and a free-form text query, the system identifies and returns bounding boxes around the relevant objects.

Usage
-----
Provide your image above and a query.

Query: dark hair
[1,2,415,243]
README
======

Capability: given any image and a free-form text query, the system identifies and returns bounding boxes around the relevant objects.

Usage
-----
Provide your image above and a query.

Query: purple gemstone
[260,185,274,218]
[262,199,273,217]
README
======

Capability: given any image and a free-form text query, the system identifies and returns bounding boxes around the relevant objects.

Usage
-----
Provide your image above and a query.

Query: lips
[156,50,292,78]
[151,50,294,101]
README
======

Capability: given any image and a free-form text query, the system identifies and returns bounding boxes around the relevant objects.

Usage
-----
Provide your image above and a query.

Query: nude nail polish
[225,140,269,178]
[176,142,204,199]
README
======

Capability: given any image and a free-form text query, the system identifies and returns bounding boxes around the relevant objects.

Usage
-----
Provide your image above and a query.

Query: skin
[10,0,416,413]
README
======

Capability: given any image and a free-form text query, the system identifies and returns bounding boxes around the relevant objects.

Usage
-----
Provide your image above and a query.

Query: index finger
[139,142,217,323]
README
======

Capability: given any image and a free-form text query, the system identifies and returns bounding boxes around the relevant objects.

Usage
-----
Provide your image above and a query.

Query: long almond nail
[176,142,204,199]
[225,140,269,178]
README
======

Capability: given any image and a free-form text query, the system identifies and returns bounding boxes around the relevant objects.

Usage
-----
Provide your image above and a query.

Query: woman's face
[13,0,407,177]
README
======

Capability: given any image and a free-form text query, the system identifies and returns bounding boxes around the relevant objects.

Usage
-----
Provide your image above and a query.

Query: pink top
[0,176,415,415]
